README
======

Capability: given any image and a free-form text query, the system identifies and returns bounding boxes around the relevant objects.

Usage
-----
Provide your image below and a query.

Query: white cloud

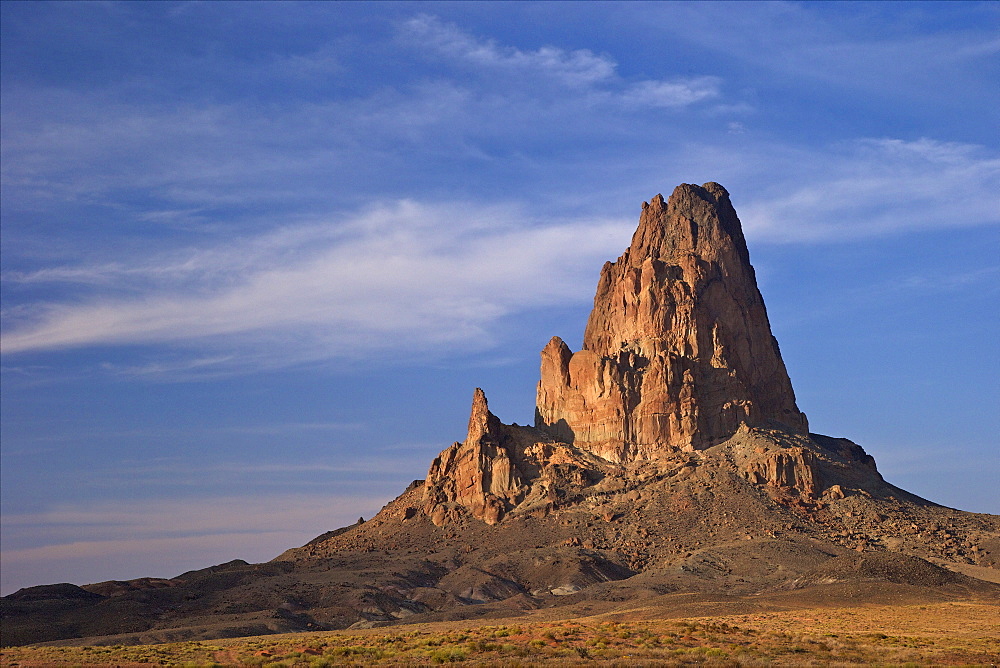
[2,494,381,539]
[1,15,728,233]
[401,14,721,107]
[641,2,1000,104]
[624,77,721,108]
[1,199,629,360]
[108,451,435,480]
[2,532,302,567]
[402,14,616,87]
[5,137,997,364]
[734,138,1000,242]
[861,444,999,514]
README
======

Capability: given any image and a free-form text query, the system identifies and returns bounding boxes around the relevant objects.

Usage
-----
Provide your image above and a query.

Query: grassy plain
[2,601,998,666]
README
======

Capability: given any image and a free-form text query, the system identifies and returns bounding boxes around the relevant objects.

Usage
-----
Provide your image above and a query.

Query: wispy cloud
[2,532,302,565]
[2,494,383,538]
[735,138,1000,242]
[1,199,629,360]
[861,444,999,514]
[400,14,721,108]
[623,77,722,108]
[1,16,725,225]
[110,453,433,481]
[402,14,616,87]
[644,2,1000,104]
[5,137,997,363]
[205,422,367,436]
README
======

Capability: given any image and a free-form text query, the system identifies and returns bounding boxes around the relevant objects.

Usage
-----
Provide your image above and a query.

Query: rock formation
[423,389,525,525]
[537,182,807,461]
[423,388,610,525]
[419,183,858,526]
[421,183,837,523]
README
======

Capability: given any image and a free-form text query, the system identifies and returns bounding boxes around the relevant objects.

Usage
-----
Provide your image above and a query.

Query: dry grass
[2,601,998,666]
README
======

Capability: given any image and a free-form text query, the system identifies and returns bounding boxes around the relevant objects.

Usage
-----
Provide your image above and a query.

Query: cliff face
[536,183,807,461]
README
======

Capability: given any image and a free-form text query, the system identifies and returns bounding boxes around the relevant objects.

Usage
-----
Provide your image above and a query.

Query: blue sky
[1,1,998,595]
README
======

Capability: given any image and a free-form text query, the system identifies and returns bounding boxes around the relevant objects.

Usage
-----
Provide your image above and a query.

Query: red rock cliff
[535,183,807,461]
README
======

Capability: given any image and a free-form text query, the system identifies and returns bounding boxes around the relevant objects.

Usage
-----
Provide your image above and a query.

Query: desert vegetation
[3,601,997,666]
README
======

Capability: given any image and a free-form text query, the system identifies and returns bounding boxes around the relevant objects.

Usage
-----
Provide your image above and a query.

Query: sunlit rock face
[423,388,524,526]
[423,388,608,525]
[424,183,812,524]
[535,182,808,461]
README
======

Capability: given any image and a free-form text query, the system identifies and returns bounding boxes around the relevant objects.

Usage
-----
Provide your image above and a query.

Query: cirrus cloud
[1,200,630,361]
[400,14,721,108]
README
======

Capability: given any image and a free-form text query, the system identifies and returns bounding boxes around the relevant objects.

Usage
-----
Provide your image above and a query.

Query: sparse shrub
[430,647,468,663]
[467,640,500,653]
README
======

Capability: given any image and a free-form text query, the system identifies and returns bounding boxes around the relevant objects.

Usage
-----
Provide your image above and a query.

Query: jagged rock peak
[466,387,503,446]
[423,388,611,525]
[537,183,808,461]
[423,388,524,525]
[628,183,750,271]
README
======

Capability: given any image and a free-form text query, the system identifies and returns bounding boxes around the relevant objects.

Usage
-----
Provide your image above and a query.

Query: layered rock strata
[536,182,807,461]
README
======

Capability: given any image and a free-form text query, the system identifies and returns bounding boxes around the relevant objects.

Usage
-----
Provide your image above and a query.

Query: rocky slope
[3,183,997,647]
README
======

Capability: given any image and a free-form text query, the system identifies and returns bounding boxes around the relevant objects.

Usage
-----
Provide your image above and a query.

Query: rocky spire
[423,389,525,525]
[536,183,807,461]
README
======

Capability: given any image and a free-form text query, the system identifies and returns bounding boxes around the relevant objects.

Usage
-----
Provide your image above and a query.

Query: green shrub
[430,647,468,663]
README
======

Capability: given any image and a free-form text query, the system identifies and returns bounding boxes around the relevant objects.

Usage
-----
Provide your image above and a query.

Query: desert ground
[3,597,998,666]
